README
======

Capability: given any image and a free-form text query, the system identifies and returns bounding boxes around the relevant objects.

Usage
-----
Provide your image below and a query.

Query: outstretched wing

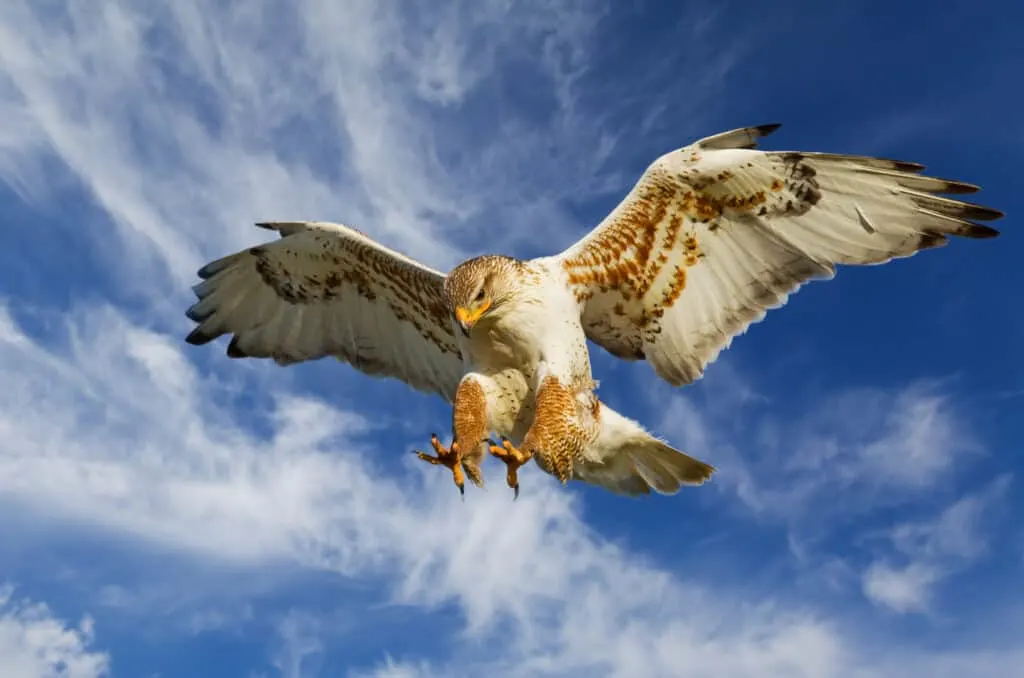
[185,221,464,401]
[556,124,1003,386]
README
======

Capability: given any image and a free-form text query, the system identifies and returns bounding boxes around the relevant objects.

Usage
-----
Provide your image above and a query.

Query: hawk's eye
[474,289,486,302]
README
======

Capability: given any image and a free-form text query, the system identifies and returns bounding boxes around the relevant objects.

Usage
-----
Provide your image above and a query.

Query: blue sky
[0,1,1021,676]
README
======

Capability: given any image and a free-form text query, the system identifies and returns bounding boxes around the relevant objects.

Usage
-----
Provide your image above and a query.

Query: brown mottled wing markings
[559,124,1003,386]
[185,221,464,401]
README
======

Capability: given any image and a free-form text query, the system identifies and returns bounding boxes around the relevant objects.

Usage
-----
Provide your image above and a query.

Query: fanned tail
[573,406,715,497]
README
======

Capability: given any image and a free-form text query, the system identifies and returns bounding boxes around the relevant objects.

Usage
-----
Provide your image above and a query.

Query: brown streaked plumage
[185,124,1002,499]
[442,255,520,308]
[185,221,463,398]
[488,372,602,497]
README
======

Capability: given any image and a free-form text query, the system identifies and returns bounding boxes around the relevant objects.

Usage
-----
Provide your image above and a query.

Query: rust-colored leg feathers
[489,373,589,499]
[415,377,489,495]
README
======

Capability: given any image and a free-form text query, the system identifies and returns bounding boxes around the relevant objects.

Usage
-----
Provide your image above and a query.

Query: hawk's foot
[488,437,533,500]
[415,434,466,496]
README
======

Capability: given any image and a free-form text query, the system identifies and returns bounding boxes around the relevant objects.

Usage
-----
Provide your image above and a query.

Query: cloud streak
[0,295,1018,677]
[0,2,1019,677]
[861,475,1011,614]
[0,0,624,309]
[0,586,108,678]
[656,377,982,534]
[1,299,849,677]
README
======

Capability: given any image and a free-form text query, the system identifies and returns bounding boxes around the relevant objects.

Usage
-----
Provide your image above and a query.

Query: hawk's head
[443,255,520,335]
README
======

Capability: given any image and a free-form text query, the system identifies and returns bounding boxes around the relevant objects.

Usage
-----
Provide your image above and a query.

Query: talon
[488,437,532,498]
[415,435,465,495]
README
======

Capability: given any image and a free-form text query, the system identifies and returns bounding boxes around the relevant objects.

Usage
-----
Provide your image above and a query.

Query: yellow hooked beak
[455,299,491,332]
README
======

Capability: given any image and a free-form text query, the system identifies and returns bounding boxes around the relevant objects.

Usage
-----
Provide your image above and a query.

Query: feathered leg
[415,376,489,495]
[489,370,592,499]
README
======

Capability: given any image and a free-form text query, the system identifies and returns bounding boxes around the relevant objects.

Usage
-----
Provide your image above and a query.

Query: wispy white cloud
[0,301,385,566]
[0,300,847,674]
[0,0,626,309]
[0,1,1017,677]
[658,376,982,532]
[861,476,1010,614]
[648,366,1004,620]
[0,586,109,678]
[861,561,939,614]
[0,0,754,315]
[272,611,323,678]
[353,659,435,678]
[0,296,1019,677]
[0,299,844,677]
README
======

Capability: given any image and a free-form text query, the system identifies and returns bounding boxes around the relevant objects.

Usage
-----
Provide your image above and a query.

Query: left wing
[555,124,1003,386]
[185,221,465,402]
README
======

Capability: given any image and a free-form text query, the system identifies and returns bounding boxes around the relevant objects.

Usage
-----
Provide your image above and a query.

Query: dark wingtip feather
[255,221,306,239]
[196,263,217,280]
[185,304,211,323]
[892,160,927,173]
[911,193,1005,223]
[694,123,783,151]
[196,258,232,280]
[961,223,1001,239]
[937,179,981,195]
[919,232,949,250]
[959,203,1005,222]
[226,337,248,358]
[185,327,216,346]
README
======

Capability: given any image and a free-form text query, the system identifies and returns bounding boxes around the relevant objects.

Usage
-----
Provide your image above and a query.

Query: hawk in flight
[185,124,1002,498]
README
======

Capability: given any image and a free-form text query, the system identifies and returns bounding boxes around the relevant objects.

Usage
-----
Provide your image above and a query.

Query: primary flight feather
[185,124,1003,498]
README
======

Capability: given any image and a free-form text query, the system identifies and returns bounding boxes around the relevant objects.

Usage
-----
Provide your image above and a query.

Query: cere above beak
[455,299,491,332]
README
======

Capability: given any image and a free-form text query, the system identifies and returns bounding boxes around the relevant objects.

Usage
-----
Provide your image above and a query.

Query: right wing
[555,124,1002,386]
[185,221,465,402]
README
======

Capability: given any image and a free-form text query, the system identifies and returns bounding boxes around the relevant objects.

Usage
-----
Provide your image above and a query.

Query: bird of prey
[184,124,1002,498]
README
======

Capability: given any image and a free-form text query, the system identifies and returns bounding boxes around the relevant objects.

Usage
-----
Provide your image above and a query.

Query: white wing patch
[185,221,465,401]
[558,124,1003,386]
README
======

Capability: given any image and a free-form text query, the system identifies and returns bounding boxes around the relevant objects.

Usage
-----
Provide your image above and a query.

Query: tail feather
[627,440,715,494]
[573,406,715,497]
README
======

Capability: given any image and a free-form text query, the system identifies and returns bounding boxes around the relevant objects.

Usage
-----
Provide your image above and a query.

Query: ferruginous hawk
[185,124,1003,498]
